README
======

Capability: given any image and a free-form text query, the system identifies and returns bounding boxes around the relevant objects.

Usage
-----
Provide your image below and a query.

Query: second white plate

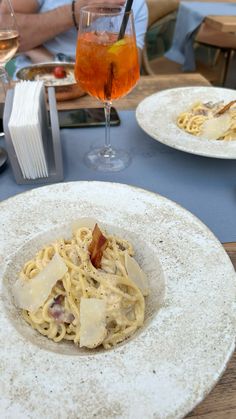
[136,86,236,159]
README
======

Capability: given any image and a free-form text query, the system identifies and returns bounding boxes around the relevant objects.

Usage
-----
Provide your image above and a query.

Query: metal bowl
[16,62,85,102]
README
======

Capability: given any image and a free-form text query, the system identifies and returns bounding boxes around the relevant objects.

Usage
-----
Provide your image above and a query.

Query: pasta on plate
[177,100,236,141]
[13,219,148,349]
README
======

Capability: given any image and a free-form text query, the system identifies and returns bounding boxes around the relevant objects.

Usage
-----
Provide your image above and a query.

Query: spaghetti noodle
[177,101,236,140]
[15,222,147,349]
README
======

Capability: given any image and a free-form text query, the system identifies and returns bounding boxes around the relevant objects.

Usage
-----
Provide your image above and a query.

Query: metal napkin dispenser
[3,86,63,185]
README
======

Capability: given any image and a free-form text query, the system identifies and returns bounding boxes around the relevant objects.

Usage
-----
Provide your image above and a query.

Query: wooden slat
[223,242,236,269]
[55,74,211,111]
[205,16,236,33]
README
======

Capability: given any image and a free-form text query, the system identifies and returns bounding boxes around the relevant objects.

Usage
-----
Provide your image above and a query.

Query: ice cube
[95,31,110,44]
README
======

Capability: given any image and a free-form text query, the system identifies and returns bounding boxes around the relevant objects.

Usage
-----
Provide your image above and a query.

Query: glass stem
[0,66,10,98]
[104,101,112,154]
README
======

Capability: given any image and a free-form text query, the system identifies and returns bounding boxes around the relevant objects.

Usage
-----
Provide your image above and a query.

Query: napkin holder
[3,86,63,184]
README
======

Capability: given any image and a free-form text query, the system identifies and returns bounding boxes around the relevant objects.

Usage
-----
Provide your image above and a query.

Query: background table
[0,74,236,418]
[205,15,236,33]
[56,73,211,110]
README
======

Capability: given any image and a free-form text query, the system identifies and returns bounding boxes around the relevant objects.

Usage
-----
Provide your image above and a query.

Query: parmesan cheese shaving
[72,217,99,234]
[13,253,68,312]
[201,113,231,140]
[80,298,107,348]
[125,252,149,296]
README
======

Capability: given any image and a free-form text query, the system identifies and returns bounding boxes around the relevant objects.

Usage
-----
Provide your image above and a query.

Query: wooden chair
[146,0,179,27]
[195,22,236,85]
[142,0,235,85]
[142,0,179,74]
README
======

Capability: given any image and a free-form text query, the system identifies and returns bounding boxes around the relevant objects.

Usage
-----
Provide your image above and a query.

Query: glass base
[84,146,131,172]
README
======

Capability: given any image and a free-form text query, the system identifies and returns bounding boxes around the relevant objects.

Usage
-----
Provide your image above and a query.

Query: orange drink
[75,31,139,102]
[75,5,138,172]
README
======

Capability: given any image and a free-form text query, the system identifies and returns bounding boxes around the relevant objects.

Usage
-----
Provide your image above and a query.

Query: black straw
[118,0,134,40]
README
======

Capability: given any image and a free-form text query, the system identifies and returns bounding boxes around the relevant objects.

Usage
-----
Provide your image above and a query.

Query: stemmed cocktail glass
[0,0,19,142]
[75,5,139,171]
[0,0,19,96]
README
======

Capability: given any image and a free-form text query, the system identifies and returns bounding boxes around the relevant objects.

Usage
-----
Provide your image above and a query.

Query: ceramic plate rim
[0,181,235,419]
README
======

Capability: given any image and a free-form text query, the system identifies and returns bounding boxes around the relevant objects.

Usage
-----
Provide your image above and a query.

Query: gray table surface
[0,110,235,243]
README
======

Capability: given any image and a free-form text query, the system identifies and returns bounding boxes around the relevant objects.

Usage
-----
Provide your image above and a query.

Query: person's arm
[15,7,74,52]
[3,0,125,53]
[25,46,54,64]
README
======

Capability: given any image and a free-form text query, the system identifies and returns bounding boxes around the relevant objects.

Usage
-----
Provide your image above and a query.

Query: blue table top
[0,110,235,243]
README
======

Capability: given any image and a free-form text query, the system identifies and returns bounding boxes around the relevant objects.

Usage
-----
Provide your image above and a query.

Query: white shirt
[15,0,148,72]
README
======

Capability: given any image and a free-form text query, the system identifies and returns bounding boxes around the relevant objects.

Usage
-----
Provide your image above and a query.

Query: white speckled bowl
[136,87,236,159]
[0,181,235,419]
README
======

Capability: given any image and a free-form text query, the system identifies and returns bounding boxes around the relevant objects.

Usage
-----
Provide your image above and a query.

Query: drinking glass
[75,5,139,171]
[0,0,19,97]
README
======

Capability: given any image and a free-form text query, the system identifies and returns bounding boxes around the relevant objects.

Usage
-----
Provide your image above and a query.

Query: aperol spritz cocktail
[75,32,139,102]
[75,6,140,171]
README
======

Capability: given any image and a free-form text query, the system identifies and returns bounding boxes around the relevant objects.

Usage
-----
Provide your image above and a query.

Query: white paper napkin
[8,81,48,179]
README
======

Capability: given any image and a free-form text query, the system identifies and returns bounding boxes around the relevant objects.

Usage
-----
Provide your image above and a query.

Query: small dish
[16,62,85,102]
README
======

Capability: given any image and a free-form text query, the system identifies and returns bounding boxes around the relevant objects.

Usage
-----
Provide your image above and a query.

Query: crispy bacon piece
[49,295,75,324]
[88,224,108,268]
[51,294,64,306]
[216,100,236,116]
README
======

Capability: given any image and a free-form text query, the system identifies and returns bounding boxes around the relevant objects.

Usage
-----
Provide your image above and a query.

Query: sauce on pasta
[13,222,148,349]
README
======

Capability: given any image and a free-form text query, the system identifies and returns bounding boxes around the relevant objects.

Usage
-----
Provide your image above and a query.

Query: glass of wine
[0,0,19,97]
[75,5,139,172]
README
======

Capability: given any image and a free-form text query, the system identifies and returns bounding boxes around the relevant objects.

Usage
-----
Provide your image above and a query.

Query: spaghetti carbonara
[13,220,148,349]
[177,101,236,140]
